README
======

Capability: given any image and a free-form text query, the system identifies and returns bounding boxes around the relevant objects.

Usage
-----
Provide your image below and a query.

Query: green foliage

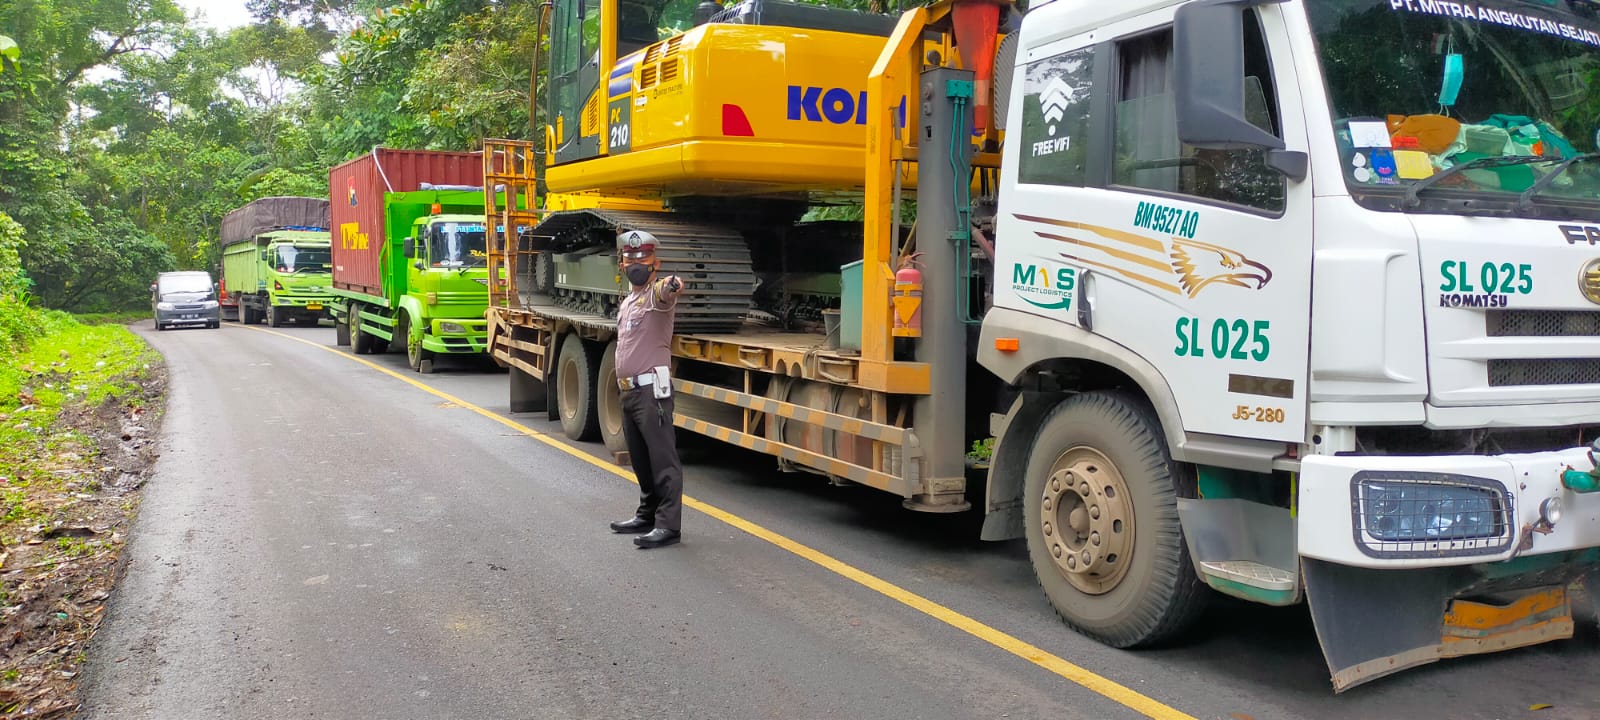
[0,34,17,71]
[966,437,993,462]
[0,212,26,296]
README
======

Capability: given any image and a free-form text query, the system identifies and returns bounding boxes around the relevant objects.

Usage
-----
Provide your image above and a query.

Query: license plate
[182,314,198,319]
[306,303,323,310]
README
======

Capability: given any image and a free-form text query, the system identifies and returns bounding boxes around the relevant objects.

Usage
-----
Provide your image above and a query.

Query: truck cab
[397,213,492,357]
[253,231,334,326]
[978,0,1600,690]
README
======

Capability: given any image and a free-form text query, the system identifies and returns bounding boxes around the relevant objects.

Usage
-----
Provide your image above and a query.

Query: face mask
[625,264,652,286]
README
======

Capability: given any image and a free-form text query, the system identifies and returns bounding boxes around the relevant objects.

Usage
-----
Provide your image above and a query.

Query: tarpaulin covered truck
[219,196,335,327]
[328,148,495,373]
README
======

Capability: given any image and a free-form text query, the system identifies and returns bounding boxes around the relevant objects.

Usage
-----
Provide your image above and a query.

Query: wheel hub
[1040,448,1134,595]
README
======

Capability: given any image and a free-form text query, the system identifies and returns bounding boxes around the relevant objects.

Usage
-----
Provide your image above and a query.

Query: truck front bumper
[423,318,488,354]
[273,295,334,314]
[1295,446,1600,691]
[1298,445,1600,567]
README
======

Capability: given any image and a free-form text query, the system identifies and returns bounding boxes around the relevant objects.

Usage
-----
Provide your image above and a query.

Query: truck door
[549,0,605,165]
[996,6,1313,444]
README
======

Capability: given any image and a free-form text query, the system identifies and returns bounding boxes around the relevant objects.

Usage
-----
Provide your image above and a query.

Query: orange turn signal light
[995,337,1019,352]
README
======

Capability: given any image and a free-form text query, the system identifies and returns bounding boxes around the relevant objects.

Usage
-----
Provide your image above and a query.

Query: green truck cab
[219,197,336,327]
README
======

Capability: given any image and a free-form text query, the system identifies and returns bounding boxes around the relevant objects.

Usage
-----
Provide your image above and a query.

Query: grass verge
[0,309,165,718]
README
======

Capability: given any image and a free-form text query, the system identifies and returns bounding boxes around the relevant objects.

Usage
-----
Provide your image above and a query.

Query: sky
[177,0,255,30]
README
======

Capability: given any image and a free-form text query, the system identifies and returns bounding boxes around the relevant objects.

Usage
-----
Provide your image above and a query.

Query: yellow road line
[244,325,1198,720]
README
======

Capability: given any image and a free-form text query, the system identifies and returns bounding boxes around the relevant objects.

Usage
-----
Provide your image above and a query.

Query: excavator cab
[547,0,698,165]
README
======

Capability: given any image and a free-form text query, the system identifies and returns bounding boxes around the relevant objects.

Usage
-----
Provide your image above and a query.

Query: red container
[329,147,483,298]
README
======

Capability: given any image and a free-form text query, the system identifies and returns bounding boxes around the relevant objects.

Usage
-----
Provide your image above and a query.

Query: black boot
[633,528,680,549]
[609,516,653,534]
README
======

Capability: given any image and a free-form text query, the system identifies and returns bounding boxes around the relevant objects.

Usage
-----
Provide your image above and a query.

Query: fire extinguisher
[892,254,923,338]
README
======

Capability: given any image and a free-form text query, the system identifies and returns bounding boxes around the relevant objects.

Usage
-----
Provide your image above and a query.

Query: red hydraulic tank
[328,147,482,298]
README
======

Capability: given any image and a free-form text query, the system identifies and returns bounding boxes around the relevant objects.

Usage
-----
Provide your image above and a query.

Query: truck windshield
[1307,0,1600,208]
[430,222,488,268]
[275,246,331,273]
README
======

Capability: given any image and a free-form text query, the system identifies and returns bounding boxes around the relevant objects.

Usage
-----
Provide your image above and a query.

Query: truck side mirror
[1174,0,1306,182]
[402,237,415,258]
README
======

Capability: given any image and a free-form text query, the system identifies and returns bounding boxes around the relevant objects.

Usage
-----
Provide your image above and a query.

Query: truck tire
[335,314,350,346]
[350,303,375,355]
[556,334,600,442]
[596,339,627,453]
[267,305,283,328]
[1021,389,1209,649]
[402,312,434,374]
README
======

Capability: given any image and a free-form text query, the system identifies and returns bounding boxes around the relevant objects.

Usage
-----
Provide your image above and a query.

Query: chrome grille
[1485,310,1600,337]
[1488,358,1600,387]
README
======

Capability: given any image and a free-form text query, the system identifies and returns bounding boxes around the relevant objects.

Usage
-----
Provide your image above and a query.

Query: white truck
[982,0,1600,691]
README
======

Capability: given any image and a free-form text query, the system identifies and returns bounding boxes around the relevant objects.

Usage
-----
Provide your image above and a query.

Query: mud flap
[1304,558,1574,692]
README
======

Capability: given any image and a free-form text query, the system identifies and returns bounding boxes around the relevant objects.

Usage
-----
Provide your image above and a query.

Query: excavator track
[524,209,756,333]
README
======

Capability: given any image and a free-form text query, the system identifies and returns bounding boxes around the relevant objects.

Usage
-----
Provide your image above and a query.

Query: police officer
[607,230,687,549]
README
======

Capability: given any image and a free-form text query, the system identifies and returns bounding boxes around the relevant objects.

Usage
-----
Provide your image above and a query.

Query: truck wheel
[350,304,375,355]
[596,339,627,453]
[402,313,434,374]
[335,315,350,346]
[267,305,283,328]
[1022,389,1209,649]
[556,334,600,441]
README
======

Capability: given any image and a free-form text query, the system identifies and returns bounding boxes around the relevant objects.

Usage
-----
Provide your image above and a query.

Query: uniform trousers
[620,385,683,532]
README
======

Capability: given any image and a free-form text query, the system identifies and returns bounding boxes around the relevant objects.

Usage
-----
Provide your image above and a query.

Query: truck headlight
[1352,472,1512,558]
[156,302,174,310]
[439,321,467,334]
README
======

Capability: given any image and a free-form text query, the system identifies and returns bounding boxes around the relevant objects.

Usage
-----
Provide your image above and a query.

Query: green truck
[328,149,497,373]
[219,197,336,327]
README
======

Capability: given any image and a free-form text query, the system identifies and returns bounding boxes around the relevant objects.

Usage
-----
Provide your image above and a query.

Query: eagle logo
[1169,239,1272,297]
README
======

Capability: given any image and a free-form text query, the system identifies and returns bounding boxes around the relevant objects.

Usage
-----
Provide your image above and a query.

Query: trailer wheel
[1022,389,1209,648]
[556,334,600,441]
[596,339,627,453]
[350,303,375,355]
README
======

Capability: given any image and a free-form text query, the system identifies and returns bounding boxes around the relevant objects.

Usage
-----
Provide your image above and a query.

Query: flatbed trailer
[486,297,958,506]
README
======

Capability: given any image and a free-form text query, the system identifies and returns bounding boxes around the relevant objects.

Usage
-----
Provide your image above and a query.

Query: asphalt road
[78,320,1600,720]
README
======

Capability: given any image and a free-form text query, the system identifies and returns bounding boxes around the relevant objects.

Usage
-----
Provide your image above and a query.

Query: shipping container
[329,148,483,299]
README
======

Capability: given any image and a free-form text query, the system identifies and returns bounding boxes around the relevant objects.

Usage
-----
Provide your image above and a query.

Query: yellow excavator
[494,0,1013,332]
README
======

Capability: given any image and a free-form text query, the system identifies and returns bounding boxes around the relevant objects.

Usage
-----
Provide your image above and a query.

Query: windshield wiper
[1403,155,1562,208]
[1515,153,1600,210]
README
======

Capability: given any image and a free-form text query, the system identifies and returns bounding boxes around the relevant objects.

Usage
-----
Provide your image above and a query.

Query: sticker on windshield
[1348,121,1393,148]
